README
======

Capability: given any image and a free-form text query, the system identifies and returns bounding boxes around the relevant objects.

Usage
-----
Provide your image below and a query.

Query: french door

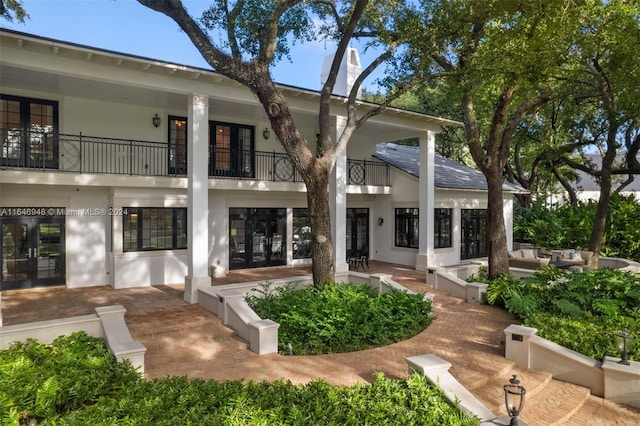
[1,95,59,169]
[229,208,286,270]
[461,209,488,260]
[1,215,65,290]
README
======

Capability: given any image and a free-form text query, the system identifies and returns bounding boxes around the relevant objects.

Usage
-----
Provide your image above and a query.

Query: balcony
[1,132,390,186]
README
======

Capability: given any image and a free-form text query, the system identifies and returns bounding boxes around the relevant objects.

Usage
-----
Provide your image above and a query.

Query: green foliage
[514,195,640,262]
[0,336,478,425]
[0,332,140,425]
[482,268,640,361]
[246,282,433,355]
[53,372,478,426]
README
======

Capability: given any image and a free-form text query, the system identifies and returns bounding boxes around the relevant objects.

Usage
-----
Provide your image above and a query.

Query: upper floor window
[434,208,453,249]
[395,208,419,248]
[167,117,255,177]
[168,116,187,175]
[210,121,254,177]
[1,94,58,168]
[123,207,187,252]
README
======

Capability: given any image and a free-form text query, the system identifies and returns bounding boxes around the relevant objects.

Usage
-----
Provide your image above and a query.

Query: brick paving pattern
[2,261,639,424]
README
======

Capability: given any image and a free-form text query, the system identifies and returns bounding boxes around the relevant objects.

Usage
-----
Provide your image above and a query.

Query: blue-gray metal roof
[373,143,526,193]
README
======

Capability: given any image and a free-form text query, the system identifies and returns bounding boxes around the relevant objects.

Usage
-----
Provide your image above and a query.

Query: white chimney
[320,47,362,98]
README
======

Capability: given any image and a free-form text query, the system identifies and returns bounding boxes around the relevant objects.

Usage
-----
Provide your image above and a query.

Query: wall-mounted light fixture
[263,128,271,140]
[152,114,161,128]
[378,217,384,226]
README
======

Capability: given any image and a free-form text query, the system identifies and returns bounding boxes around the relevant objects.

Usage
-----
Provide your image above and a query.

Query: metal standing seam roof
[373,143,526,193]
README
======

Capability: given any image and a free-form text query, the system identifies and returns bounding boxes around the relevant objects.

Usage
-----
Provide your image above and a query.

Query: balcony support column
[184,93,210,303]
[331,116,349,273]
[416,131,436,271]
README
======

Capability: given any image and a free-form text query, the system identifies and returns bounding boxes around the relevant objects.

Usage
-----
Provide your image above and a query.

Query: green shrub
[0,335,477,426]
[246,281,433,355]
[482,268,640,361]
[0,332,140,425]
[53,373,479,425]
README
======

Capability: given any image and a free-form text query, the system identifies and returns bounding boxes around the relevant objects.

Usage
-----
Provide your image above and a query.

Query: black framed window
[395,208,419,248]
[1,94,58,168]
[123,207,187,252]
[168,116,187,175]
[210,121,254,177]
[434,208,452,249]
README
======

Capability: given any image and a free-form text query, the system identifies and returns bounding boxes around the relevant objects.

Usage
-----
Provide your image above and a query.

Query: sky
[2,0,377,92]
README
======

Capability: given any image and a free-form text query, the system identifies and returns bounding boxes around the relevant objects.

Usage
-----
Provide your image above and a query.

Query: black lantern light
[503,375,526,426]
[262,128,270,139]
[617,326,635,365]
[152,114,161,128]
[378,217,384,226]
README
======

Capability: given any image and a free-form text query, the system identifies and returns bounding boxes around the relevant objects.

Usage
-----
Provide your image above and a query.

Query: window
[210,121,254,177]
[168,116,187,175]
[167,118,255,177]
[123,208,187,252]
[293,208,311,259]
[1,94,58,168]
[434,208,452,249]
[395,208,419,248]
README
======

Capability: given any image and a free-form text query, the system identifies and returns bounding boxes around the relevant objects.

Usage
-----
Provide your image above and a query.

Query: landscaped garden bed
[246,281,434,355]
[0,332,478,425]
[472,267,640,361]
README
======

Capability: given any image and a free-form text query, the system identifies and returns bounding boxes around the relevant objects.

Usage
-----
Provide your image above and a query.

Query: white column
[184,93,210,303]
[416,131,436,271]
[331,116,349,273]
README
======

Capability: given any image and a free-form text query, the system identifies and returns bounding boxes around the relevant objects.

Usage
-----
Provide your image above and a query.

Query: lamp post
[617,327,635,366]
[504,375,526,426]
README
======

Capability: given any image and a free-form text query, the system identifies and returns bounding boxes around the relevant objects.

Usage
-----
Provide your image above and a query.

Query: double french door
[1,214,65,290]
[461,209,488,260]
[229,208,286,270]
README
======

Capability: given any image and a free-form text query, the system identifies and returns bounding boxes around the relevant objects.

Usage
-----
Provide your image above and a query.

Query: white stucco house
[0,29,523,301]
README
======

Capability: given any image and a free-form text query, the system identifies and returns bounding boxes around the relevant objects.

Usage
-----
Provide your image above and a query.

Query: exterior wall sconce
[152,114,161,128]
[503,375,526,425]
[378,217,384,226]
[617,326,635,365]
[263,128,270,139]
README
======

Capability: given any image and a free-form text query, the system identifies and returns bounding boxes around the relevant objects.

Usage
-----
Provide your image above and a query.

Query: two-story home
[0,29,522,301]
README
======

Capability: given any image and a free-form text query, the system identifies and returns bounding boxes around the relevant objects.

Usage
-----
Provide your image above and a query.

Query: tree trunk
[305,163,334,286]
[486,165,510,278]
[589,150,616,255]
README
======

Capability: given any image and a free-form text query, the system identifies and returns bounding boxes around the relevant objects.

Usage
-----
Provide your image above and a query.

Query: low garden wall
[505,324,640,410]
[0,305,146,374]
[199,271,433,355]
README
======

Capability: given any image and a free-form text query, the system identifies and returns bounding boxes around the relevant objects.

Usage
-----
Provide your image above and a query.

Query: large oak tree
[137,0,434,285]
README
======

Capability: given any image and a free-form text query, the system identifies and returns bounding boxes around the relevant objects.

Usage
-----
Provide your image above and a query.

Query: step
[469,368,552,414]
[519,378,590,425]
[564,395,640,425]
[469,367,591,426]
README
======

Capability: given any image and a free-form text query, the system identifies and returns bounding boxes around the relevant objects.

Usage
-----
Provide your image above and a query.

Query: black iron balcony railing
[1,131,390,186]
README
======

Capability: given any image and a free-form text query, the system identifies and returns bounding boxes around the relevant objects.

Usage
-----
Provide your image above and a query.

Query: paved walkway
[2,261,639,424]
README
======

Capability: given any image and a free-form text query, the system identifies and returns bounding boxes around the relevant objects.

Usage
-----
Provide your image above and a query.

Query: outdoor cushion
[570,251,583,261]
[521,249,536,259]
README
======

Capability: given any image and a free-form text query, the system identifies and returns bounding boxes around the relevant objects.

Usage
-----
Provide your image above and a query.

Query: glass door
[461,209,488,260]
[1,216,65,290]
[229,208,286,270]
[1,95,58,169]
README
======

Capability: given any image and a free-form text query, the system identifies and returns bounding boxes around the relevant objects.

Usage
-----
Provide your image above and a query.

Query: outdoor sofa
[508,248,551,270]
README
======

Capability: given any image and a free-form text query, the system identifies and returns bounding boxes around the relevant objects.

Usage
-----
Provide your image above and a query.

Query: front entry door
[1,215,65,290]
[229,208,286,270]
